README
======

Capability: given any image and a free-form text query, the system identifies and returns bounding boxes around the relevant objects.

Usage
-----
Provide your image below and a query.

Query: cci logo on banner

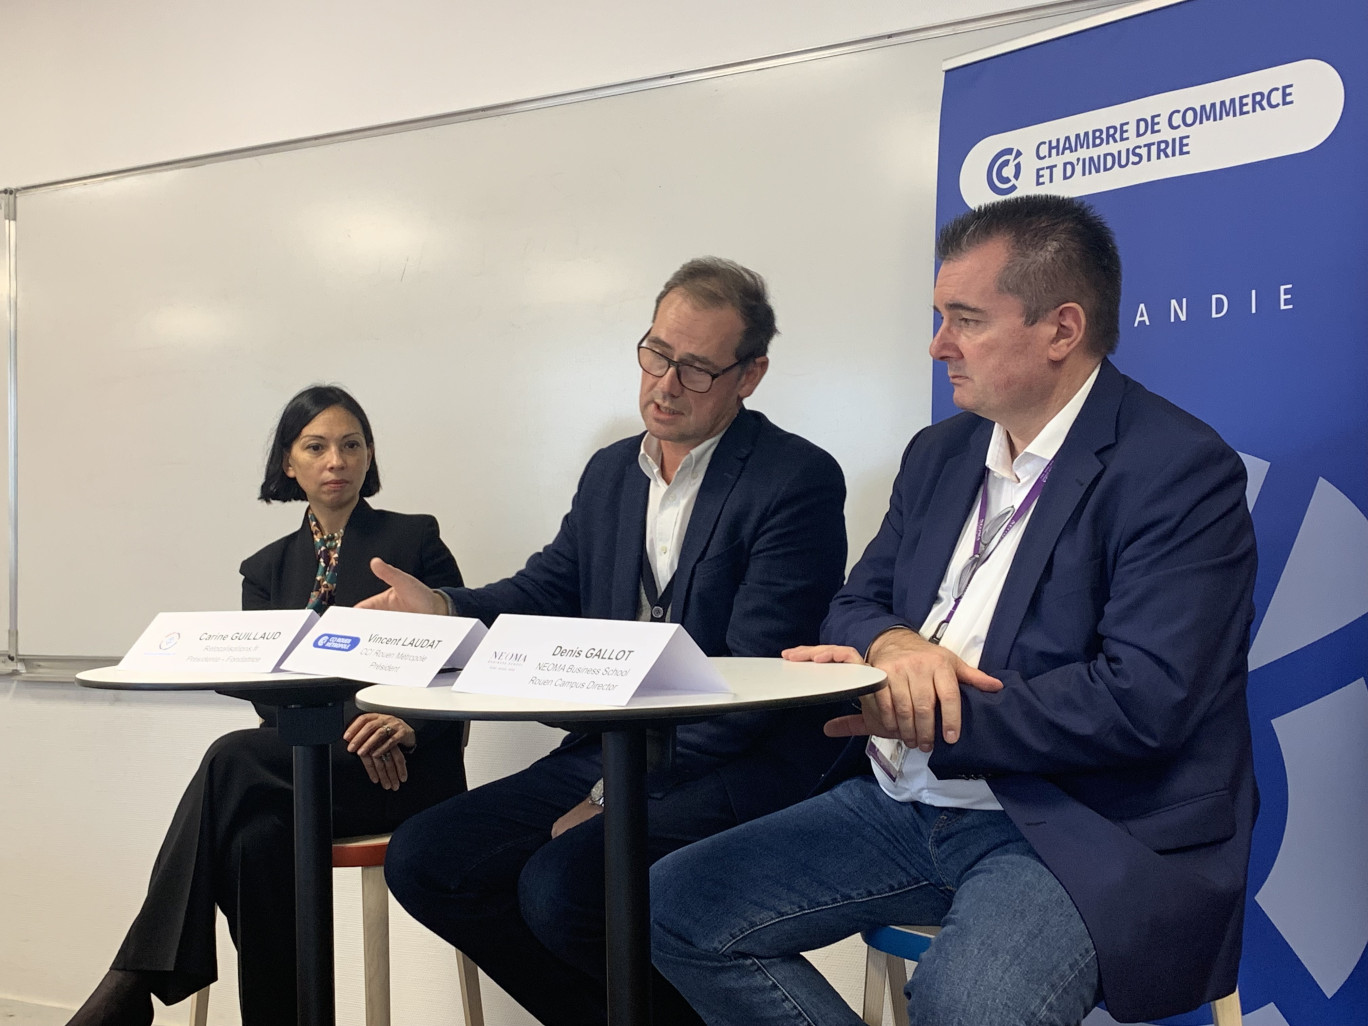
[959,60,1343,205]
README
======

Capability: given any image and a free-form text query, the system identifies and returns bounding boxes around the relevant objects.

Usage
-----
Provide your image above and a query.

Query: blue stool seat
[858,925,939,1026]
[856,923,1241,1026]
[860,924,937,962]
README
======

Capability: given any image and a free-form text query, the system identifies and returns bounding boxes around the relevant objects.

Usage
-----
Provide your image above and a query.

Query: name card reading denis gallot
[455,614,729,706]
[281,606,488,687]
[119,610,319,674]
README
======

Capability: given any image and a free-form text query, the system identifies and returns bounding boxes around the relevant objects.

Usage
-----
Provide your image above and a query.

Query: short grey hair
[654,257,778,363]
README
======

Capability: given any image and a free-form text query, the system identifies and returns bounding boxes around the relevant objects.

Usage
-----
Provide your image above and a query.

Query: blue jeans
[651,775,1100,1026]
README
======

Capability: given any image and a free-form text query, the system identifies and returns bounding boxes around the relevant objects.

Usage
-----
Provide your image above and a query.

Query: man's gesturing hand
[356,558,449,615]
[784,628,1002,751]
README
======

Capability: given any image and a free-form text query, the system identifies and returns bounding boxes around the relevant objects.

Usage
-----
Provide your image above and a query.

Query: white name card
[455,614,729,706]
[281,606,488,687]
[119,610,319,674]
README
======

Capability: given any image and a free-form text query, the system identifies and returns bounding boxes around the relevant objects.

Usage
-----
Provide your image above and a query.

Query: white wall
[1,0,1059,187]
[0,2,1110,1023]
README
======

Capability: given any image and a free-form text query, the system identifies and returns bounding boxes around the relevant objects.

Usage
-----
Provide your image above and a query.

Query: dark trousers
[384,742,737,1026]
[112,723,467,1026]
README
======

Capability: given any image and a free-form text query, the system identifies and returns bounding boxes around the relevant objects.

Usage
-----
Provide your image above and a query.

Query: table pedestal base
[279,701,345,1026]
[602,728,649,1026]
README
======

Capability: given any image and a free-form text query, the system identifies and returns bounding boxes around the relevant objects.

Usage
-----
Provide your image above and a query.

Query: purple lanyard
[928,459,1054,645]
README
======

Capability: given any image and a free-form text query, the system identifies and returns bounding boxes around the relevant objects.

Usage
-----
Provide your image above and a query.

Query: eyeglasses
[928,503,1016,645]
[637,336,746,394]
[952,505,1015,600]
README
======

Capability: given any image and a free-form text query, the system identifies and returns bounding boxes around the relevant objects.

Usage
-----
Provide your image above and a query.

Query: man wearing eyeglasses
[652,198,1258,1026]
[359,256,848,1026]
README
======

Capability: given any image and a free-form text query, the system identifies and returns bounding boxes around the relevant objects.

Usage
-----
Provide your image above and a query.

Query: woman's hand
[358,747,409,790]
[345,713,416,790]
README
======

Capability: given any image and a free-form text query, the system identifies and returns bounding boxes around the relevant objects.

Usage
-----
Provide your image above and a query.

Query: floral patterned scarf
[305,510,345,612]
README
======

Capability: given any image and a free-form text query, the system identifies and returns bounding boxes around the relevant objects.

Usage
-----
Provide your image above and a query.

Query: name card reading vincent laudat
[455,614,728,706]
[281,606,488,687]
[119,610,320,674]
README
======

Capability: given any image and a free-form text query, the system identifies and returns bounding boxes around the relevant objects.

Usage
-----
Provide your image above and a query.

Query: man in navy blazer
[361,257,848,1026]
[652,198,1257,1025]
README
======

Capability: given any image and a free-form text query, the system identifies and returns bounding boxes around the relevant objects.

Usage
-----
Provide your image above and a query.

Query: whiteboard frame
[9,0,1129,197]
[2,0,1131,675]
[3,189,14,666]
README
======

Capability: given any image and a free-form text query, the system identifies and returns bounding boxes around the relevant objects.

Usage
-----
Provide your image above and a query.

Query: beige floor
[0,999,69,1025]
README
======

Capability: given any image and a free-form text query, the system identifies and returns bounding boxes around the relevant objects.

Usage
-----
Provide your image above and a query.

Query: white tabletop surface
[355,657,885,722]
[76,665,337,691]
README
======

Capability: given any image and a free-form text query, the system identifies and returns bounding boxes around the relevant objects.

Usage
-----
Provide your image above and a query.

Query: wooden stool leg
[860,940,889,1026]
[187,986,209,1026]
[1211,988,1243,1026]
[456,950,485,1026]
[361,863,391,1026]
[886,953,910,1026]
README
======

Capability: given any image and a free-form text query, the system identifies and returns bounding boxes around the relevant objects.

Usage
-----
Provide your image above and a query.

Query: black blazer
[239,499,464,729]
[240,499,463,609]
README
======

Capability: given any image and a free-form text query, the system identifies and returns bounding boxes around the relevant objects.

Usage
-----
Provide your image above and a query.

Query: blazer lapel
[905,422,993,623]
[672,409,758,619]
[275,513,318,609]
[334,500,378,606]
[981,361,1120,668]
[611,454,651,620]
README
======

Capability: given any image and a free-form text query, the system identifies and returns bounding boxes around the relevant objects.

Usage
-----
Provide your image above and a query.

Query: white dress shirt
[637,429,724,617]
[873,363,1102,808]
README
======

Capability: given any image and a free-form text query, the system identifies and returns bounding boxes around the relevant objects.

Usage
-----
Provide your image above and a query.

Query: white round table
[356,656,886,1026]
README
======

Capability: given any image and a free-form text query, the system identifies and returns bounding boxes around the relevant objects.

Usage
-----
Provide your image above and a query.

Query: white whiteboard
[12,15,1080,658]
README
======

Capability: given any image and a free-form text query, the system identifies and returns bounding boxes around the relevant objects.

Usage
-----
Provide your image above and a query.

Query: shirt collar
[985,362,1101,483]
[638,428,726,486]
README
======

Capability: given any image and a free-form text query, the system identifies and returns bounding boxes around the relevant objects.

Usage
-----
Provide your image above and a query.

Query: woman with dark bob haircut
[68,385,468,1026]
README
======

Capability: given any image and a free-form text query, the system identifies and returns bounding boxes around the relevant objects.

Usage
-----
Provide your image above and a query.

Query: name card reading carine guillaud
[119,610,320,674]
[281,606,488,687]
[456,614,729,706]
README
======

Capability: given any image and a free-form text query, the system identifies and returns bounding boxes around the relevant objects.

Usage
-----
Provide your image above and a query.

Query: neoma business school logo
[960,60,1342,206]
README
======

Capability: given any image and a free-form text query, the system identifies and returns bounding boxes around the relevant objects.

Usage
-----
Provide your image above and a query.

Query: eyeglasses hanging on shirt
[927,460,1054,645]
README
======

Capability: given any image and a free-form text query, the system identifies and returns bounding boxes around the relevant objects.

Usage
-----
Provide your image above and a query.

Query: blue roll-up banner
[936,1,1367,1023]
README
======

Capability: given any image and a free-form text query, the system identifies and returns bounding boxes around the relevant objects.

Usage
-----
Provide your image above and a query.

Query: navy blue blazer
[444,407,849,823]
[823,360,1257,1022]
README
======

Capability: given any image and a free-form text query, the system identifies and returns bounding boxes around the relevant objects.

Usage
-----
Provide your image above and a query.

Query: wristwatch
[588,778,605,808]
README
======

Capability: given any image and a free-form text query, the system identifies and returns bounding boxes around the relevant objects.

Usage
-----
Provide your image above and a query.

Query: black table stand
[602,728,648,1025]
[217,683,357,1026]
[601,725,677,1026]
[279,701,343,1026]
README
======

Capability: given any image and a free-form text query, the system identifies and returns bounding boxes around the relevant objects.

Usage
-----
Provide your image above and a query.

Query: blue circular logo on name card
[159,632,180,650]
[314,633,360,652]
